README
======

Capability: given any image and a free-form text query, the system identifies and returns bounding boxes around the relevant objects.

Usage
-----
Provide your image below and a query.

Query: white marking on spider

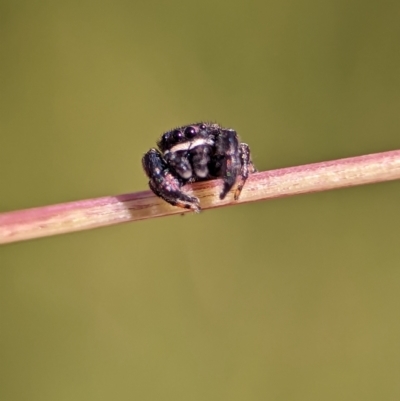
[164,138,214,155]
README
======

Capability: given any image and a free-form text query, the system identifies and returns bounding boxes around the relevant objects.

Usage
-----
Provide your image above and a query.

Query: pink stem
[1,149,400,244]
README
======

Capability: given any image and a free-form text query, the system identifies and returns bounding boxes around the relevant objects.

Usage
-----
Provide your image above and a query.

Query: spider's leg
[234,142,257,200]
[142,149,200,212]
[214,129,241,200]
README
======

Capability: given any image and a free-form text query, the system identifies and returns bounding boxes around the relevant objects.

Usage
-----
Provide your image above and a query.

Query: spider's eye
[172,130,184,141]
[199,124,206,130]
[184,126,196,138]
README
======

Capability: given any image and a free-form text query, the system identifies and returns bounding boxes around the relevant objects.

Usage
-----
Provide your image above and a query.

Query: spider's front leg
[142,149,200,212]
[234,142,257,200]
[214,129,241,200]
[214,129,256,200]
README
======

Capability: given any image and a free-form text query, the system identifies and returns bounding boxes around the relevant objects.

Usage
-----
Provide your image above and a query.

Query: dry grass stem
[1,149,400,244]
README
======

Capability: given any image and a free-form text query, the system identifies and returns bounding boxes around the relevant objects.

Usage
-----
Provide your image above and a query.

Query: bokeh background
[1,1,400,400]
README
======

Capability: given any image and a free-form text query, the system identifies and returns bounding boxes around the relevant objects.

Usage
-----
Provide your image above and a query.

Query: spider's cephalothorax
[142,122,256,212]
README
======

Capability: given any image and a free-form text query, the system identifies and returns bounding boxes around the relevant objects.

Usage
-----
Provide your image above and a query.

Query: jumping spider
[142,122,256,212]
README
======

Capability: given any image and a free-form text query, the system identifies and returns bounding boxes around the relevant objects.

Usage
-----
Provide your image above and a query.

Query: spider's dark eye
[199,124,206,130]
[172,130,184,141]
[184,126,196,139]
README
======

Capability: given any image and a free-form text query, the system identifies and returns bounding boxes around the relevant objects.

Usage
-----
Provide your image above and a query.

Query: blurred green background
[1,1,400,400]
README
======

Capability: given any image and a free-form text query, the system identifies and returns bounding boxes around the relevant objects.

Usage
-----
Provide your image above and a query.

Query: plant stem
[1,149,400,245]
